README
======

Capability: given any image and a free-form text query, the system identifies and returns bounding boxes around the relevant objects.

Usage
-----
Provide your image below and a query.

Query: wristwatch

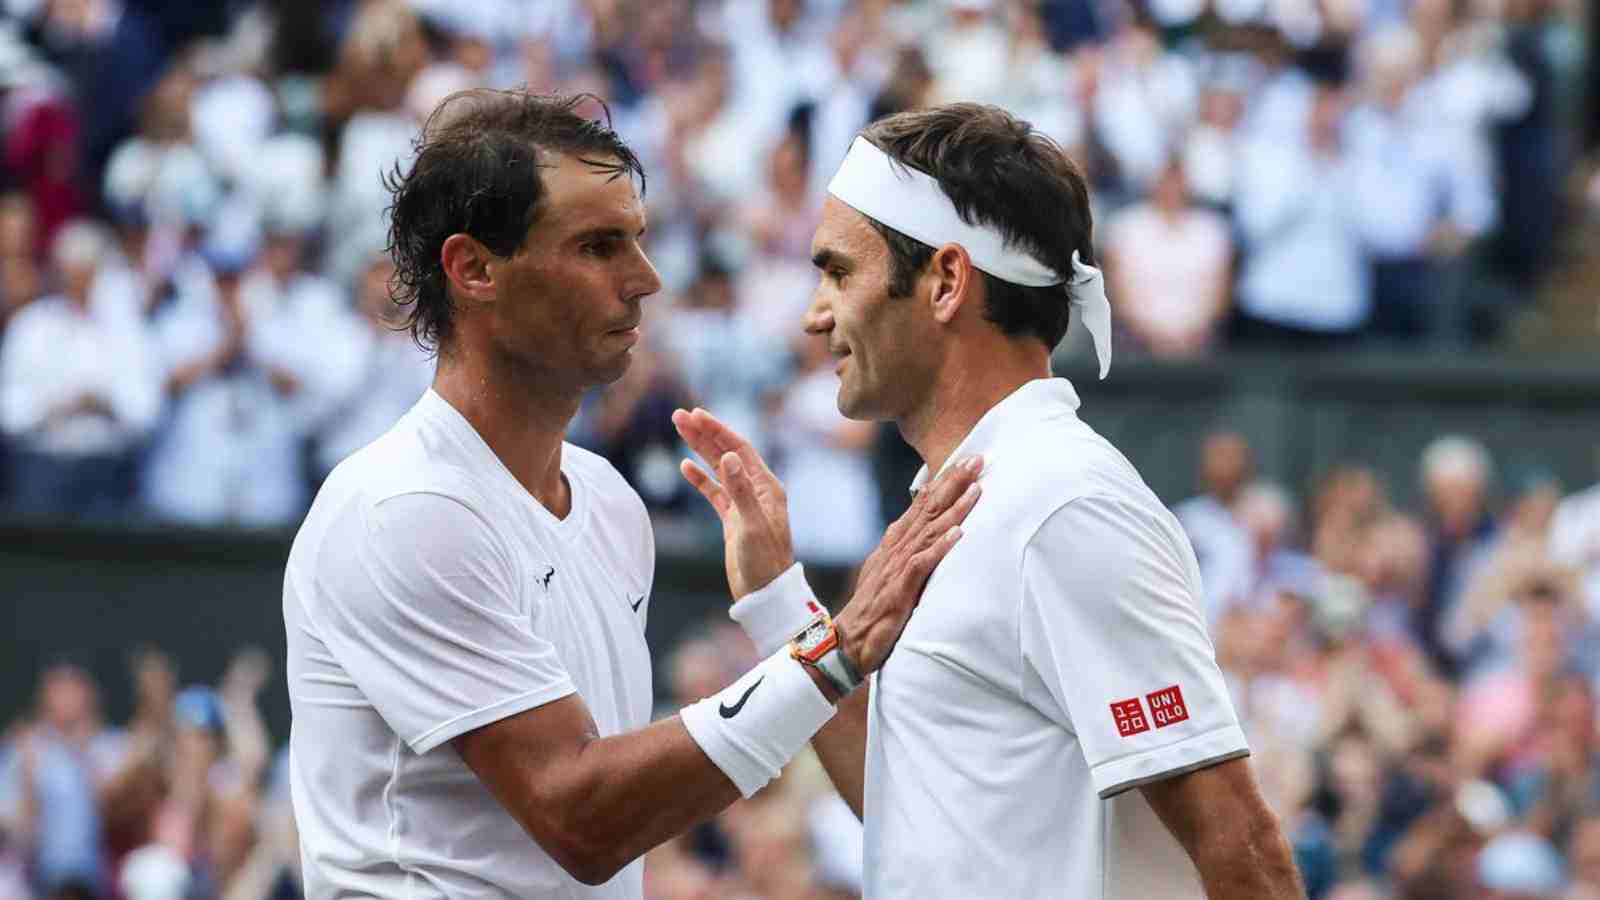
[790,612,863,697]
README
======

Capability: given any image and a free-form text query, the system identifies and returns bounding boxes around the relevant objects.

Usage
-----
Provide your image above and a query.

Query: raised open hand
[673,407,794,600]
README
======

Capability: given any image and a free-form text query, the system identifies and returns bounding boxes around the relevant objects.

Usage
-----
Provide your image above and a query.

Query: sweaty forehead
[540,152,645,234]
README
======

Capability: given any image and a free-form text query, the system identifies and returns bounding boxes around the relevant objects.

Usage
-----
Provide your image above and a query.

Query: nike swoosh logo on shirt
[630,594,645,612]
[719,677,764,718]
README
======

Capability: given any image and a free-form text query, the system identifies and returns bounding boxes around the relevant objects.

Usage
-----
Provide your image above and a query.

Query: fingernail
[962,455,983,472]
[964,483,980,499]
[947,526,963,541]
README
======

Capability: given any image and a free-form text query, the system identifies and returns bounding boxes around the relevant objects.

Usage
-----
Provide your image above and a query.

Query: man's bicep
[312,491,575,753]
[454,693,599,809]
[1020,496,1248,798]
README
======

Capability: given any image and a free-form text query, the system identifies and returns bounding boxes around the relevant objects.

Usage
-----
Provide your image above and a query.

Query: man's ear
[441,233,497,307]
[928,243,976,325]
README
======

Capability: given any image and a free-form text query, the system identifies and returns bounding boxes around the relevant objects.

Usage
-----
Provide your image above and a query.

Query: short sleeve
[1019,495,1248,799]
[308,491,577,754]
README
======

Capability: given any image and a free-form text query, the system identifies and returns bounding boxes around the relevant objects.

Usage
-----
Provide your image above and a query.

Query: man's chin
[835,384,878,423]
[592,351,634,386]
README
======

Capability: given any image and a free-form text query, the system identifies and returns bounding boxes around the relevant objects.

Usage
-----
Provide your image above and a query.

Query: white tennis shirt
[862,378,1248,899]
[284,389,655,899]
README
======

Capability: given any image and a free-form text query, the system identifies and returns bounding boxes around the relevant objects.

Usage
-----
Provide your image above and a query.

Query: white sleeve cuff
[1093,724,1251,799]
[729,563,822,657]
[679,649,836,798]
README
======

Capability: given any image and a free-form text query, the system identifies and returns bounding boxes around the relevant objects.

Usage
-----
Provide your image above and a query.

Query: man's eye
[585,241,616,257]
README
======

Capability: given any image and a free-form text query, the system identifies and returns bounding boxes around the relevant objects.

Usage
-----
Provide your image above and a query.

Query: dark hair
[384,89,645,352]
[858,103,1093,349]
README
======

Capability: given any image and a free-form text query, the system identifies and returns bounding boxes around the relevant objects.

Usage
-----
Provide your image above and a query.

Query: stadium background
[2,0,1599,898]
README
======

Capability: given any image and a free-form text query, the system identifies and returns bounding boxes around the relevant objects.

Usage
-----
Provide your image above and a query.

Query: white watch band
[814,645,863,696]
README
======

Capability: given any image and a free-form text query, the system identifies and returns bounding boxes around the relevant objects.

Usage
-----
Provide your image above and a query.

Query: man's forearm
[557,717,745,882]
[811,682,870,819]
[461,706,742,886]
[1192,815,1305,900]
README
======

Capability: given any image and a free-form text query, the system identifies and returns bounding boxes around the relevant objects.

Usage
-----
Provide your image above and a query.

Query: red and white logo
[1110,698,1149,737]
[1146,685,1189,729]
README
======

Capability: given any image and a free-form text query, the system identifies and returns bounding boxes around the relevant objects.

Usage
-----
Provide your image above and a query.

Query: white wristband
[679,649,836,798]
[729,564,823,656]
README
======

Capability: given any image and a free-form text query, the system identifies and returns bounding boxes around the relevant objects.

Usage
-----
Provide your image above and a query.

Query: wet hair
[384,89,645,352]
[857,103,1093,349]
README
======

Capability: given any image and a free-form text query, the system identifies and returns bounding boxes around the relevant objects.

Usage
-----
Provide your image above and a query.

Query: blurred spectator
[0,664,127,894]
[1508,674,1600,844]
[658,253,789,457]
[1354,512,1432,647]
[1390,779,1510,898]
[1454,599,1573,780]
[1092,22,1199,194]
[1488,0,1579,289]
[0,194,43,327]
[925,0,1012,108]
[1235,479,1321,613]
[1311,465,1389,576]
[799,12,883,199]
[1417,435,1498,675]
[733,129,823,343]
[1551,481,1600,620]
[1233,79,1370,345]
[0,220,160,517]
[324,0,430,288]
[1346,26,1495,340]
[770,333,879,567]
[1182,65,1249,210]
[0,40,82,255]
[1103,159,1233,357]
[577,337,696,514]
[1442,537,1584,679]
[312,253,434,479]
[140,224,314,526]
[238,207,362,436]
[1175,430,1255,622]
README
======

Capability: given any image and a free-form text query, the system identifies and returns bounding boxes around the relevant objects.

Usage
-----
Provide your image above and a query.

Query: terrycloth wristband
[679,648,836,798]
[729,564,822,657]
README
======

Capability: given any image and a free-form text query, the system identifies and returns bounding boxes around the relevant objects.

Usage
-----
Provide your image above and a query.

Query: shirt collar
[908,377,1081,494]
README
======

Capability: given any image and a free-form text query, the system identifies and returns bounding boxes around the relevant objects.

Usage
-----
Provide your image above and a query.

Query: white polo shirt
[284,389,655,900]
[862,378,1248,899]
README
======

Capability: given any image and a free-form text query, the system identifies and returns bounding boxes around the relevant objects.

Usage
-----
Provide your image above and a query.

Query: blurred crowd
[1,0,1598,897]
[1168,430,1600,900]
[0,0,1590,531]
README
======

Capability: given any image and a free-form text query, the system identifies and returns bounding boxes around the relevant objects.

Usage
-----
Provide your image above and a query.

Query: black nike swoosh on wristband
[719,677,764,718]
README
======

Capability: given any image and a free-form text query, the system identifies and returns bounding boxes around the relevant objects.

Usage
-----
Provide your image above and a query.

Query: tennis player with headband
[674,103,1305,898]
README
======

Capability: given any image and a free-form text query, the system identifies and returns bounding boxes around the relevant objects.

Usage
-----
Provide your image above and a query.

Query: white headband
[826,137,1112,379]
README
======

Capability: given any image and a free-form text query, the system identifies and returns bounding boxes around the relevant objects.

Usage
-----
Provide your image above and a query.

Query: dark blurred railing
[3,351,1597,740]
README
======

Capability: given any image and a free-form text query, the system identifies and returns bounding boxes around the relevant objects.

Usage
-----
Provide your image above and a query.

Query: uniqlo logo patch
[1110,698,1149,737]
[1146,685,1189,729]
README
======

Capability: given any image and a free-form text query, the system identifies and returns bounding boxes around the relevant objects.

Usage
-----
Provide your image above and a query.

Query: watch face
[796,620,831,654]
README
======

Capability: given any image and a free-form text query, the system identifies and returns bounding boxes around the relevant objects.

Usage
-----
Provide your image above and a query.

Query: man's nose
[632,246,663,300]
[801,294,833,334]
